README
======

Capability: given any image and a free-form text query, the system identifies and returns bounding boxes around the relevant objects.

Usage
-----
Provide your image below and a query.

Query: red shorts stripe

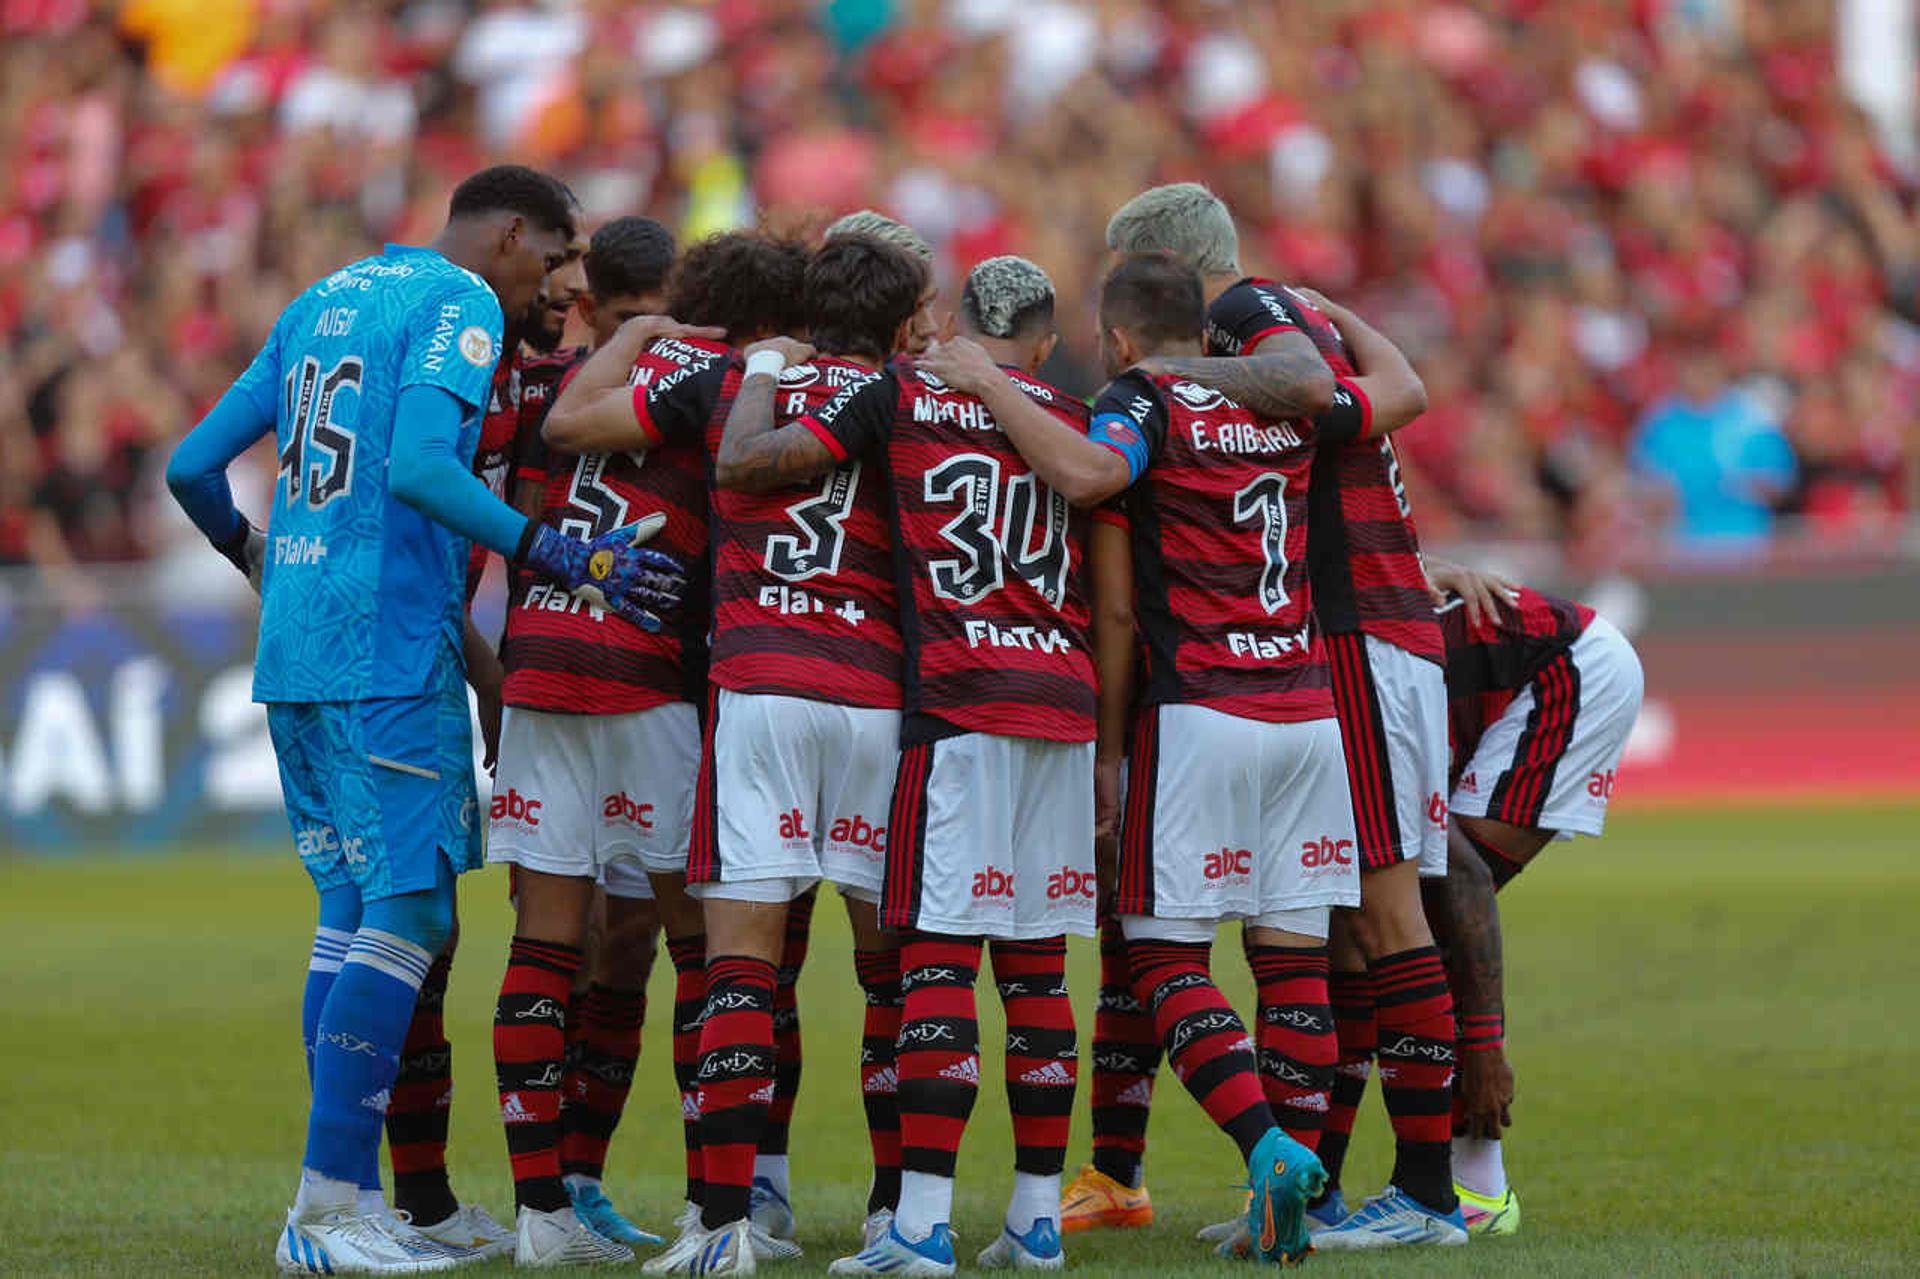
[1325,633,1407,872]
[1487,652,1581,828]
[883,743,933,931]
[1116,709,1159,916]
[687,686,722,883]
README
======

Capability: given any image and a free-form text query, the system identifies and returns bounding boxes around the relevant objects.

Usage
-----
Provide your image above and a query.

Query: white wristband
[744,349,786,381]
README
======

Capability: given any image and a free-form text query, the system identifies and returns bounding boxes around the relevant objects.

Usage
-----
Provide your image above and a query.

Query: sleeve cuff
[1319,376,1373,442]
[1343,376,1374,437]
[628,382,666,448]
[1093,507,1130,530]
[1239,323,1295,355]
[797,414,850,463]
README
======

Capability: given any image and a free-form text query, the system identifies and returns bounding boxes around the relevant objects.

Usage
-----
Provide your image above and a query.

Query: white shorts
[881,732,1097,941]
[689,689,900,901]
[486,703,700,896]
[1450,617,1644,838]
[1326,633,1451,877]
[1120,907,1331,944]
[1115,704,1360,925]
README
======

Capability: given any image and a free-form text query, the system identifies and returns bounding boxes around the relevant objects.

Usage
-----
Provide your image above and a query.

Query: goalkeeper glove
[214,519,266,593]
[518,512,688,632]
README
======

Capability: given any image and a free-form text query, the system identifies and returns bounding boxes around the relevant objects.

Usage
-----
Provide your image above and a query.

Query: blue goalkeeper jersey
[232,244,504,703]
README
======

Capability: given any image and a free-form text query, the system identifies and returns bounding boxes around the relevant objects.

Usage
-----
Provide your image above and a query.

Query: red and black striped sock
[854,946,904,1215]
[896,935,983,1181]
[558,982,649,1182]
[494,937,581,1214]
[1317,967,1375,1194]
[695,954,777,1230]
[992,937,1076,1178]
[765,890,815,1162]
[1371,946,1458,1214]
[667,933,708,1209]
[1090,920,1160,1188]
[1247,943,1336,1151]
[1127,937,1274,1161]
[388,951,457,1225]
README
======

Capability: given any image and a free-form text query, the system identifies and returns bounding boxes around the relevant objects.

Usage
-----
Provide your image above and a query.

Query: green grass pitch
[3,805,1917,1276]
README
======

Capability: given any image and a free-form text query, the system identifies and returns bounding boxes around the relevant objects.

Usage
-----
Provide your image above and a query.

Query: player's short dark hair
[664,233,811,340]
[1100,253,1206,348]
[805,236,927,361]
[448,165,578,239]
[585,217,676,300]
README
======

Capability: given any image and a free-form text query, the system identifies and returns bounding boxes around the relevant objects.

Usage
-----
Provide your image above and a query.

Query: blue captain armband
[1088,413,1151,484]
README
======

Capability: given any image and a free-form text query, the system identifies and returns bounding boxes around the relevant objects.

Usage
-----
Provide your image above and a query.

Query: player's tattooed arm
[544,315,723,453]
[917,336,1131,507]
[714,338,841,493]
[1138,329,1335,421]
[1433,824,1514,1137]
[1291,289,1427,435]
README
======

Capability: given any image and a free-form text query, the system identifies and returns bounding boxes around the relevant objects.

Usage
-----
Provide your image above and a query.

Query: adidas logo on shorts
[938,1058,981,1084]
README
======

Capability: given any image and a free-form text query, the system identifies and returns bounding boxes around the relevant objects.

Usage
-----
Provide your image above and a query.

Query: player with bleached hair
[1080,183,1468,1251]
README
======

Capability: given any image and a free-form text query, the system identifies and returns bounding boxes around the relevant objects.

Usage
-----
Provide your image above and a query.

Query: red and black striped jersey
[498,338,721,714]
[1094,368,1335,724]
[655,353,902,709]
[810,361,1095,744]
[1207,277,1444,664]
[1440,585,1594,782]
[466,357,523,603]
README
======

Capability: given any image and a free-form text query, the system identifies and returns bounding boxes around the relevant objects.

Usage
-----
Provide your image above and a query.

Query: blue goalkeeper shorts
[267,652,483,900]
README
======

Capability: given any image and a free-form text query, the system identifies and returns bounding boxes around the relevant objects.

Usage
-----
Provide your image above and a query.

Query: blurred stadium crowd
[3,0,1918,584]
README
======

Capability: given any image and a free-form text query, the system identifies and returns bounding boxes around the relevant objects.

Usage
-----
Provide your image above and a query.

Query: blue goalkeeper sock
[303,863,454,1186]
[303,885,362,1083]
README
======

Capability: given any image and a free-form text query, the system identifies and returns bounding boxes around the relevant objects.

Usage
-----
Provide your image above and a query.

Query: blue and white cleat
[1307,1185,1468,1250]
[568,1179,665,1247]
[641,1217,756,1275]
[747,1176,802,1260]
[276,1204,461,1274]
[976,1218,1064,1270]
[1245,1127,1327,1264]
[1305,1188,1350,1233]
[826,1221,957,1277]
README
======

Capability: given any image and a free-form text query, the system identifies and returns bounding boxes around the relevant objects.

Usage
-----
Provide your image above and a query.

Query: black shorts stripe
[1487,651,1582,828]
[687,686,722,883]
[1116,708,1160,917]
[883,742,934,931]
[1326,633,1405,871]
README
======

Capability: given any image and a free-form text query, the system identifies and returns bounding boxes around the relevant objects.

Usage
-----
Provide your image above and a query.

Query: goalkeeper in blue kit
[165,166,688,1276]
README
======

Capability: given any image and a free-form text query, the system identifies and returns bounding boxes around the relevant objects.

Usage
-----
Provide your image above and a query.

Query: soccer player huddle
[166,166,1644,1276]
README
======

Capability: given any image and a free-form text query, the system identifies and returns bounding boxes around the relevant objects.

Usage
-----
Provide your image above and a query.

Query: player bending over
[725,255,1101,1275]
[1101,184,1467,1250]
[165,165,689,1276]
[1422,576,1642,1234]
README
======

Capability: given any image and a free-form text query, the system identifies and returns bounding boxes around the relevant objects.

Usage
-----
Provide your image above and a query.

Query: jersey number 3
[1233,472,1292,615]
[280,355,363,509]
[767,461,860,581]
